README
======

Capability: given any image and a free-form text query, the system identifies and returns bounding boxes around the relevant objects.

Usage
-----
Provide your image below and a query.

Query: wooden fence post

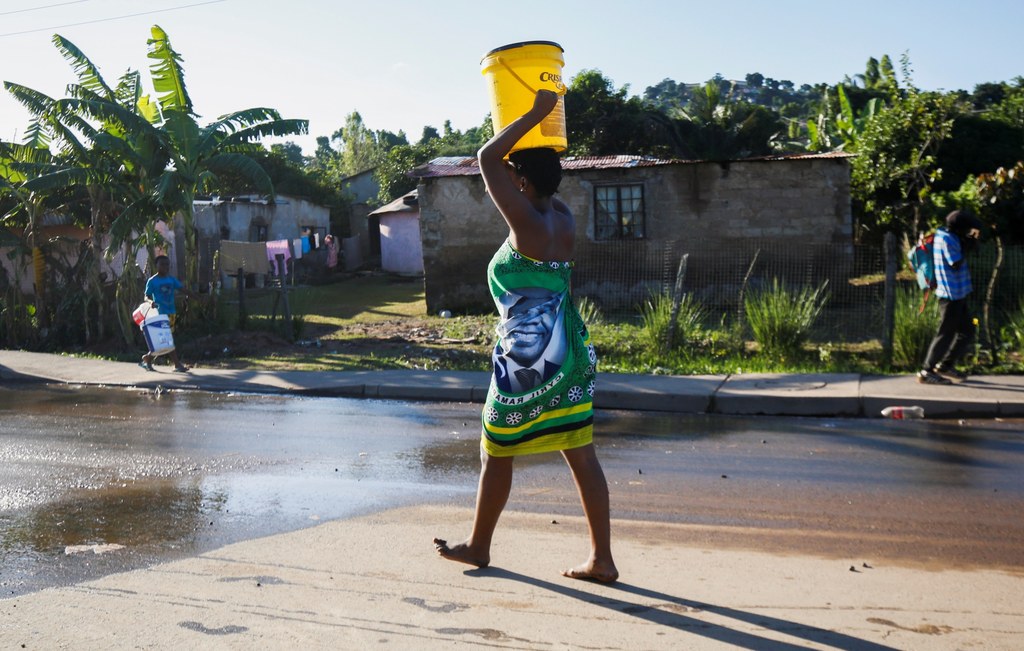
[236,267,247,330]
[882,231,897,366]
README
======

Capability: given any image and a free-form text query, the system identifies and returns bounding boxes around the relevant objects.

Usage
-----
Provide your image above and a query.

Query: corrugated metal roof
[410,155,677,178]
[409,151,852,179]
[734,151,855,162]
[409,156,479,178]
[369,189,418,216]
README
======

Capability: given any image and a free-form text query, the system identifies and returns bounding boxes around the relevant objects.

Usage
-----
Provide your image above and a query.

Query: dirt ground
[178,318,489,370]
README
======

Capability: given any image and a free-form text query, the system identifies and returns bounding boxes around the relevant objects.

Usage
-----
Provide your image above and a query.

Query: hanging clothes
[265,239,291,276]
[219,240,270,274]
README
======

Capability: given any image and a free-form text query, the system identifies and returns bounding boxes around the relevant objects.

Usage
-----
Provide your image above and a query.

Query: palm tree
[4,26,308,343]
[2,25,308,348]
[5,35,169,343]
[143,25,308,289]
[0,141,63,332]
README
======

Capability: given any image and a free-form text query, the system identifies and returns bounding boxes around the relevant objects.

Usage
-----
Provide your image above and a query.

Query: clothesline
[219,236,322,276]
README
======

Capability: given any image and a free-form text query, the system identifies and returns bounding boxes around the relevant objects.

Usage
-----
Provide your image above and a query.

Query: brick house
[412,153,853,314]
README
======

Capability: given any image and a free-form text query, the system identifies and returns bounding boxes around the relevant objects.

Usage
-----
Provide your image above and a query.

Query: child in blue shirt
[140,255,197,372]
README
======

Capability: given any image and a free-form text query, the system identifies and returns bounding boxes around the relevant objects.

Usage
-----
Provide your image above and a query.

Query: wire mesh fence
[573,238,1024,346]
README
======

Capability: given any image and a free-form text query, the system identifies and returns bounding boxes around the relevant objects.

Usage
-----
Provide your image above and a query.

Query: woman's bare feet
[433,538,490,568]
[560,560,619,583]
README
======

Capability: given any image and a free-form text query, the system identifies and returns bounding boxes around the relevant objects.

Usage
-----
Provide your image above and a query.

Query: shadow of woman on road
[472,566,899,651]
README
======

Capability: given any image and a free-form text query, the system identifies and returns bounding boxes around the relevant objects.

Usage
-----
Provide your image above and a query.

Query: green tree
[666,81,785,159]
[270,141,306,166]
[311,115,409,187]
[335,111,381,176]
[986,77,1024,128]
[419,125,440,145]
[565,69,672,157]
[6,36,154,338]
[375,141,436,204]
[4,26,307,339]
[856,55,897,93]
[642,77,692,111]
[934,114,1024,193]
[851,58,964,240]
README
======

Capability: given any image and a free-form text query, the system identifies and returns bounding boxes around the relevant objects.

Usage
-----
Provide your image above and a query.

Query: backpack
[907,232,937,313]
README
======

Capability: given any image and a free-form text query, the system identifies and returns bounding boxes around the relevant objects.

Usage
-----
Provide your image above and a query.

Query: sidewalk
[2,349,1024,418]
[2,506,1020,649]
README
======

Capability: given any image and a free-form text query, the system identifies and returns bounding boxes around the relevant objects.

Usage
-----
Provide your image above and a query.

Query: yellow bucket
[480,41,567,153]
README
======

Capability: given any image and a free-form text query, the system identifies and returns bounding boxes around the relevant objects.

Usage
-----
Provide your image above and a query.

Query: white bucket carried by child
[132,301,152,326]
[138,305,175,357]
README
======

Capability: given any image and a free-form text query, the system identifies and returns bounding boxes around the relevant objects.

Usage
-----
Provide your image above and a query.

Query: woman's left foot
[561,560,619,583]
[432,538,489,568]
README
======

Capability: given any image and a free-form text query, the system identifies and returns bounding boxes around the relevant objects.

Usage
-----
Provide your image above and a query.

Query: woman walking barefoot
[433,90,618,583]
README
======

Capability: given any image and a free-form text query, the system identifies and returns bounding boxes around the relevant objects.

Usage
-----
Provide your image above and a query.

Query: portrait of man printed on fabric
[492,287,567,394]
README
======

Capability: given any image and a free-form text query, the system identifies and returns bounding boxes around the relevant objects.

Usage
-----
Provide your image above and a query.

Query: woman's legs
[433,449,513,567]
[560,443,618,582]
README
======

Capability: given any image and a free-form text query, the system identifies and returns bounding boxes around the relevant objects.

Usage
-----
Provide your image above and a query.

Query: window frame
[593,183,646,240]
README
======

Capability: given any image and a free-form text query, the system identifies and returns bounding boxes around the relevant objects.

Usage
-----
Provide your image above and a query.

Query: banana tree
[5,37,167,343]
[0,141,63,331]
[807,85,880,153]
[833,85,880,152]
[13,91,170,344]
[144,25,308,289]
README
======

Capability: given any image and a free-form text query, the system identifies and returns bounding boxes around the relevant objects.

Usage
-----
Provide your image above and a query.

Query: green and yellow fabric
[482,241,596,457]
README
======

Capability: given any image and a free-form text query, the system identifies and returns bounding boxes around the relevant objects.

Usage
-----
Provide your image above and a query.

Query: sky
[1,0,1022,155]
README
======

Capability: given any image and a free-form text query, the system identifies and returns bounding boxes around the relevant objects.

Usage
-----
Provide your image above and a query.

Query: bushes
[1001,299,1024,358]
[892,286,939,368]
[744,279,830,360]
[638,290,708,352]
[575,295,604,326]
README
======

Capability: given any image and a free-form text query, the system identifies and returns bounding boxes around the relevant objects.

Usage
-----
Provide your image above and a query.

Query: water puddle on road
[0,384,479,597]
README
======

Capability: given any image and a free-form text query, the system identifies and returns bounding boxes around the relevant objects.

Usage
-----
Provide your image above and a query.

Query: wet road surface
[1,383,1022,598]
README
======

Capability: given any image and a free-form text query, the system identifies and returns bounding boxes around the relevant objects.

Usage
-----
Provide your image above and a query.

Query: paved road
[3,383,1021,594]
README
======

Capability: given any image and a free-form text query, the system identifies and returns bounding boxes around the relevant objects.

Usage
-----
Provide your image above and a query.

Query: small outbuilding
[369,190,423,275]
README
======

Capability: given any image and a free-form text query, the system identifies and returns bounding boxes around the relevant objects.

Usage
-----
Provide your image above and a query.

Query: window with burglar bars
[594,184,645,240]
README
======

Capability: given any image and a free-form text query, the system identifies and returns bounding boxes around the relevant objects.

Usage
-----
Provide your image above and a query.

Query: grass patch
[219,274,427,329]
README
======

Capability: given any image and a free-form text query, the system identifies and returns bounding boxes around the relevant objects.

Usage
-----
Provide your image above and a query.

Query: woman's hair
[509,147,562,197]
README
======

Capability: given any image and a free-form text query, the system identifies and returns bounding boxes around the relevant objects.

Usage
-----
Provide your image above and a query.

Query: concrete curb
[2,350,1023,418]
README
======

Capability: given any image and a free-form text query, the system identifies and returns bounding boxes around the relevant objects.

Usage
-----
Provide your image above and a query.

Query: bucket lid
[481,40,563,61]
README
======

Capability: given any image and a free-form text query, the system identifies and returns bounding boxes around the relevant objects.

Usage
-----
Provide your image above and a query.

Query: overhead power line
[0,0,226,38]
[0,1,93,17]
